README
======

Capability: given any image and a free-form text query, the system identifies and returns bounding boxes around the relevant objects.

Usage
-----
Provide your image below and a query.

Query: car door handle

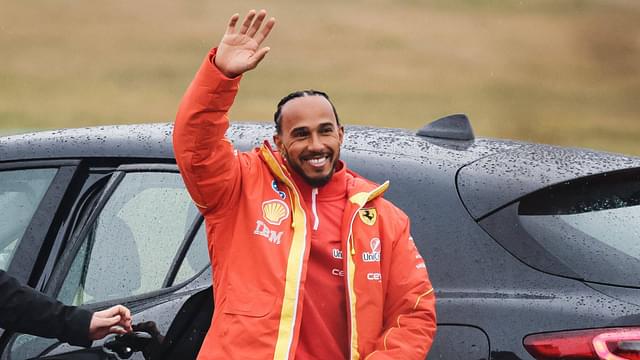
[102,331,153,359]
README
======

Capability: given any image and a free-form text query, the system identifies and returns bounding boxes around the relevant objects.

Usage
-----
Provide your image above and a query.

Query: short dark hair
[273,90,340,134]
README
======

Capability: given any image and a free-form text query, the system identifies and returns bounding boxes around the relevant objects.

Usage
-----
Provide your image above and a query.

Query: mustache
[300,151,332,160]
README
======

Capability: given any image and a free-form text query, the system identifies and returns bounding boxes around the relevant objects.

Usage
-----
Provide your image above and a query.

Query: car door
[0,160,88,278]
[0,163,211,360]
[0,160,88,342]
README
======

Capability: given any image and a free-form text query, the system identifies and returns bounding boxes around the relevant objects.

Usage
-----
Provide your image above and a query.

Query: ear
[273,133,283,152]
[338,125,345,144]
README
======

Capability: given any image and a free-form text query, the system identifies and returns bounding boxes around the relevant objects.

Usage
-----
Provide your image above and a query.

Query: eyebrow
[289,121,336,133]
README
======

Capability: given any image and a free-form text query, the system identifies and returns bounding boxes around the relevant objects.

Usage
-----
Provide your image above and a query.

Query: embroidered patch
[362,237,381,262]
[262,199,290,226]
[271,180,286,200]
[254,220,283,245]
[367,272,382,282]
[358,208,377,226]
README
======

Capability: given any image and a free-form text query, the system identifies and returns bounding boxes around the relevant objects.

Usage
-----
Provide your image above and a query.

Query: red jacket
[173,49,437,360]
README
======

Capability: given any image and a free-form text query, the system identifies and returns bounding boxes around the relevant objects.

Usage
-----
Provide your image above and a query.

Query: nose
[307,132,324,152]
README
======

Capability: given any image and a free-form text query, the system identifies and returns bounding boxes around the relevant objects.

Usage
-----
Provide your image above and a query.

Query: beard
[293,163,335,187]
[282,149,339,188]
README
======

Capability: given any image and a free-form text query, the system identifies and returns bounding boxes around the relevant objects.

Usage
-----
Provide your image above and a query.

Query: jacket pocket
[223,287,277,318]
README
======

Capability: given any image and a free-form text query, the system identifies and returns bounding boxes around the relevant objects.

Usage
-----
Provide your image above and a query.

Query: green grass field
[1,0,639,154]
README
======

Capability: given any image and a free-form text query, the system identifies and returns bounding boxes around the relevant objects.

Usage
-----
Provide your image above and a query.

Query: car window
[483,169,640,287]
[0,168,57,270]
[57,172,204,305]
[173,223,209,285]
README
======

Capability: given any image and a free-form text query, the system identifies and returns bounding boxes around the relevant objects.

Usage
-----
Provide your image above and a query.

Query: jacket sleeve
[0,270,93,347]
[173,48,244,217]
[367,214,437,360]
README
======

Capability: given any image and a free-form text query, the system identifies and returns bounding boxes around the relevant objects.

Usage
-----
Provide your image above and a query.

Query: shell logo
[262,199,290,226]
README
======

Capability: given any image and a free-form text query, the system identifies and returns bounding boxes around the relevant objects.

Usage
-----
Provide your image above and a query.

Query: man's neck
[287,161,348,202]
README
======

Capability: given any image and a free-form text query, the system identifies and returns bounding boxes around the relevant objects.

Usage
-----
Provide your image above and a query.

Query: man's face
[274,95,344,187]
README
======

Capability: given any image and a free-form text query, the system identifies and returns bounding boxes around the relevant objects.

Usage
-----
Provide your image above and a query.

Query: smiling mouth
[304,154,330,168]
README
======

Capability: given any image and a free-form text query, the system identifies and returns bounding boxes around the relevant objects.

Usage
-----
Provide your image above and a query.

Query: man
[0,269,132,346]
[174,9,436,359]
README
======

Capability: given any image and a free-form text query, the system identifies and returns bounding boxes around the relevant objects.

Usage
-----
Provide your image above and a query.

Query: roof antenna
[417,114,475,141]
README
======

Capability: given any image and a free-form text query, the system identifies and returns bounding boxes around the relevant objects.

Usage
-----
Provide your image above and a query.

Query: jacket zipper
[311,187,319,231]
[345,205,364,360]
[259,144,309,359]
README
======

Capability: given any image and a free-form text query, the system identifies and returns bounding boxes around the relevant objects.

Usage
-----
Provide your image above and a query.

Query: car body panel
[457,143,640,219]
[0,123,518,166]
[3,123,640,360]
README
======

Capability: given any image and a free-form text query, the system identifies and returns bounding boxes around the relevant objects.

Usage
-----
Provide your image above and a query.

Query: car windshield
[518,169,640,287]
[0,168,57,270]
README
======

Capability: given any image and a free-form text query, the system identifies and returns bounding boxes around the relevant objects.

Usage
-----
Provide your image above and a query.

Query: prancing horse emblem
[358,208,377,226]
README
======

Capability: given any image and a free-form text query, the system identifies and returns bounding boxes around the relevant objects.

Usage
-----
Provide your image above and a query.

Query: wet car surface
[2,117,640,360]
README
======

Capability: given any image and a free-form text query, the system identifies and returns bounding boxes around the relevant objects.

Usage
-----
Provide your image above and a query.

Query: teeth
[308,156,328,166]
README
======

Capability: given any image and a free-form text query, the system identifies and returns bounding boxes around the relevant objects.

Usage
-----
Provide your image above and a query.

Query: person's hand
[214,9,276,78]
[88,304,133,341]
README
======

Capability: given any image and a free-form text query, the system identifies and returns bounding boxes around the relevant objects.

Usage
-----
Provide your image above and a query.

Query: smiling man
[273,90,343,187]
[173,9,436,360]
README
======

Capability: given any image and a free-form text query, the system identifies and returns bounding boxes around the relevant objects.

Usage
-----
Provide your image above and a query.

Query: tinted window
[173,224,209,285]
[484,169,640,287]
[58,172,204,305]
[0,168,57,270]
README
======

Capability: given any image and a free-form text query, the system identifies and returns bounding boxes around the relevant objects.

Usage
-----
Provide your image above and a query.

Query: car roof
[0,122,513,164]
[2,122,639,219]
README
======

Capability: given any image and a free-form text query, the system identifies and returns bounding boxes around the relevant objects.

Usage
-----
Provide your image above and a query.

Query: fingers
[246,10,267,37]
[104,314,132,332]
[110,325,128,335]
[89,305,134,340]
[238,9,257,35]
[95,305,132,331]
[225,13,240,35]
[248,47,271,69]
[123,320,133,332]
[115,305,131,321]
[111,305,133,332]
[230,9,275,43]
[253,17,276,45]
[89,314,120,340]
[98,304,131,320]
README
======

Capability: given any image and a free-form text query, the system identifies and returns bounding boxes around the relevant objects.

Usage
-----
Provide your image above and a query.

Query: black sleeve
[0,270,93,347]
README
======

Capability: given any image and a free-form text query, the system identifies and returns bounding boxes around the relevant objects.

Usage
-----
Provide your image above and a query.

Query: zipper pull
[350,235,356,256]
[290,198,295,229]
[312,188,319,231]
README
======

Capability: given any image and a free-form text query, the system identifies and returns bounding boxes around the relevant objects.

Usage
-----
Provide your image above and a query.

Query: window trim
[0,160,80,171]
[164,215,205,288]
[117,163,179,173]
[46,171,126,296]
[46,168,208,308]
[2,161,81,285]
[38,172,115,294]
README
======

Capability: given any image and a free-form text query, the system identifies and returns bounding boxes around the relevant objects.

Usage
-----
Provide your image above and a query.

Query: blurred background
[1,0,639,155]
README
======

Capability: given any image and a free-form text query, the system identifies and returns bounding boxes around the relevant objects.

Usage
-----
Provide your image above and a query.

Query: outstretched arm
[173,10,275,215]
[0,270,131,346]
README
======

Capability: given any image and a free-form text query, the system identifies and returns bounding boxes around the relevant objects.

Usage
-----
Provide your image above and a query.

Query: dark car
[2,116,640,360]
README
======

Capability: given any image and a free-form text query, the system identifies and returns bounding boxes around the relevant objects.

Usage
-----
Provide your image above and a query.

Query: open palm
[215,10,276,78]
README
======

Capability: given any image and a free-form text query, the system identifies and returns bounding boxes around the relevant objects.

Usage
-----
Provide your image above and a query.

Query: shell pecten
[262,199,290,226]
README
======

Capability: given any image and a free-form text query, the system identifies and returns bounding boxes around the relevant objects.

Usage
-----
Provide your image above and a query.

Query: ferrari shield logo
[358,208,377,226]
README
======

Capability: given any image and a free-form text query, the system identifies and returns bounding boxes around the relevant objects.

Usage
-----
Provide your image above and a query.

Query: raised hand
[214,9,276,78]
